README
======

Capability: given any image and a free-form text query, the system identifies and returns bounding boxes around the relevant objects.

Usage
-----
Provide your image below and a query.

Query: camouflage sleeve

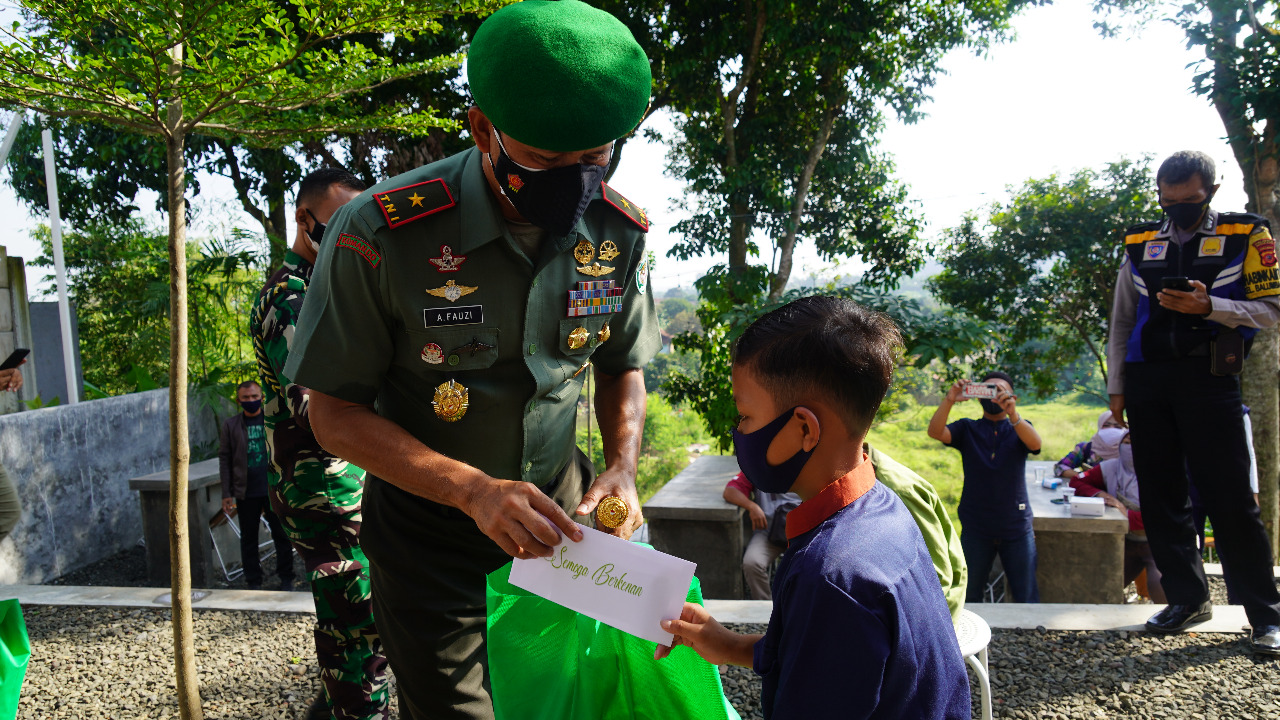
[260,288,312,429]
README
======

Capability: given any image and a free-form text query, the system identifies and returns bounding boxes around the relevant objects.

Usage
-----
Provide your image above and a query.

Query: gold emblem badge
[429,245,467,272]
[567,326,590,350]
[426,279,478,302]
[596,496,629,529]
[597,324,611,344]
[573,238,596,265]
[432,380,469,422]
[576,262,615,277]
[421,343,444,365]
[598,241,621,262]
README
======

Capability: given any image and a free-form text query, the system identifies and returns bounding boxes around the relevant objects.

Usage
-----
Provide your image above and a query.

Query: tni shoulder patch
[375,179,456,229]
[601,182,649,232]
[337,233,381,268]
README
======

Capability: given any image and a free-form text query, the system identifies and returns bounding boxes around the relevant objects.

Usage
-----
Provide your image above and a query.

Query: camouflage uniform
[250,250,389,720]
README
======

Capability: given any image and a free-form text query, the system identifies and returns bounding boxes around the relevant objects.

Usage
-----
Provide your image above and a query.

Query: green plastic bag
[0,600,30,720]
[487,559,741,720]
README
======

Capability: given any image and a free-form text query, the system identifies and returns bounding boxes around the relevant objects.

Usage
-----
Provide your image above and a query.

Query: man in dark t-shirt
[928,370,1042,602]
[219,380,294,590]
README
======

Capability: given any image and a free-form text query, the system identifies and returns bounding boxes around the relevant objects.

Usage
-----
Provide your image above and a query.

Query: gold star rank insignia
[573,238,596,265]
[577,262,615,277]
[598,241,621,262]
[426,279,478,302]
[601,181,649,232]
[375,178,456,229]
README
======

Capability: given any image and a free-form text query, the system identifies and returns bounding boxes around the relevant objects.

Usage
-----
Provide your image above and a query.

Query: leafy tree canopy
[929,158,1159,398]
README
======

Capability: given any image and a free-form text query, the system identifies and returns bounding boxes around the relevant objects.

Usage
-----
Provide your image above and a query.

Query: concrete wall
[0,388,224,584]
[0,248,37,414]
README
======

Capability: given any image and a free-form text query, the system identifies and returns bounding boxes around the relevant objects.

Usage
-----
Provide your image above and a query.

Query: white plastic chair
[955,608,993,720]
[209,509,281,582]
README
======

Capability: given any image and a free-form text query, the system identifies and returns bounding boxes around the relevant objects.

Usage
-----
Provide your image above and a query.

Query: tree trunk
[1256,156,1280,558]
[768,100,839,300]
[166,40,203,720]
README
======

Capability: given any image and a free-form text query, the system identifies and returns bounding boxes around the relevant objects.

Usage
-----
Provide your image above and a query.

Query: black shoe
[280,578,295,593]
[1145,601,1213,634]
[301,691,330,720]
[1249,625,1280,656]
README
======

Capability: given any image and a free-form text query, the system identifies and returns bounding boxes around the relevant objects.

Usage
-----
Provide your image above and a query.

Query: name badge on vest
[424,305,483,327]
[1199,236,1225,257]
[1144,240,1169,261]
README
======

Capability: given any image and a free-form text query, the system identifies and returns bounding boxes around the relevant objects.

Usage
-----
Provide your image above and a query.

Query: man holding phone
[0,352,26,544]
[1106,150,1280,655]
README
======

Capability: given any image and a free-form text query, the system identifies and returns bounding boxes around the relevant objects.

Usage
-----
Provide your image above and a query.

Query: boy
[658,297,970,719]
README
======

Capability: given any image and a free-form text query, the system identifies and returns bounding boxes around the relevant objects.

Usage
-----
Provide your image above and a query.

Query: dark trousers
[237,494,294,587]
[1125,358,1280,628]
[960,528,1040,603]
[362,450,592,720]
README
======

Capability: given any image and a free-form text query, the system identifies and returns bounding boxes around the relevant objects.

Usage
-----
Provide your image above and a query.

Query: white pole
[0,112,22,168]
[42,125,78,405]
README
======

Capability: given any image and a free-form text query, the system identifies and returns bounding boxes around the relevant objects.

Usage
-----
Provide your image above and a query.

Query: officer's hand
[467,479,584,559]
[1157,280,1212,315]
[221,498,237,514]
[1108,394,1127,427]
[577,466,643,540]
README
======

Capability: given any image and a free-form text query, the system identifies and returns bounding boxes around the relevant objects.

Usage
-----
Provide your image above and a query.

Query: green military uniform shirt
[284,147,662,486]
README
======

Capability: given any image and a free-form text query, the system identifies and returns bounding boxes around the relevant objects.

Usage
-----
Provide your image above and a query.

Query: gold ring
[596,496,629,529]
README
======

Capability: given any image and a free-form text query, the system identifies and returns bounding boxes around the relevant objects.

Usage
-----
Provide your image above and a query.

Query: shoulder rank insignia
[426,279,478,302]
[601,181,649,232]
[429,245,467,272]
[376,179,456,230]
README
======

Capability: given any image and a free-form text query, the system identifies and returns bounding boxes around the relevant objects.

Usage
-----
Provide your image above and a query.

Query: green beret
[468,0,651,152]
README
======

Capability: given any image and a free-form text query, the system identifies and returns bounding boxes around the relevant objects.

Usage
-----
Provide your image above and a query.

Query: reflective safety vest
[1123,211,1278,363]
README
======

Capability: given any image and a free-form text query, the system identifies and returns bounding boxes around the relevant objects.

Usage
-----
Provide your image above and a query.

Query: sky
[1,1,1246,299]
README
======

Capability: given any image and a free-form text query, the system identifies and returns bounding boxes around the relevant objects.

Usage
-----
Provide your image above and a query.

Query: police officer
[284,2,661,717]
[250,167,390,719]
[1107,150,1280,655]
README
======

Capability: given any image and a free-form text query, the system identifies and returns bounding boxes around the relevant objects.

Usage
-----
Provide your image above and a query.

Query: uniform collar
[1157,208,1218,238]
[455,147,600,257]
[282,249,312,278]
[784,455,877,541]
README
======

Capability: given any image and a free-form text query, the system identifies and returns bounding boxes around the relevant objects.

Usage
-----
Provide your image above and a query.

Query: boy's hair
[732,296,902,440]
[236,380,260,392]
[296,167,366,208]
[979,370,1013,388]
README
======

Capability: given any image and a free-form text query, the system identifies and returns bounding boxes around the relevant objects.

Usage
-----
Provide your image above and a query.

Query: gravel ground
[47,545,309,592]
[34,555,1279,719]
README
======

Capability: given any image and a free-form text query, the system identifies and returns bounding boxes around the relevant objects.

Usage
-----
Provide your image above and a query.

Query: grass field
[865,393,1110,531]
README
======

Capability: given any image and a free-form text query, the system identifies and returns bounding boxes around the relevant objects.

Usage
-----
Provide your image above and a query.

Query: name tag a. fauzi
[424,304,483,327]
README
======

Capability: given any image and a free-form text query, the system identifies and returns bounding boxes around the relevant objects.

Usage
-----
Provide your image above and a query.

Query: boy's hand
[655,602,756,667]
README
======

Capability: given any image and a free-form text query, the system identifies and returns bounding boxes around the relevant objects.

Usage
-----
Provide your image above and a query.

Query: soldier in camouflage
[250,167,388,720]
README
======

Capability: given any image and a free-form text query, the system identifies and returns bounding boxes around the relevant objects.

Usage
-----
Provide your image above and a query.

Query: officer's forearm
[309,390,491,510]
[593,367,646,477]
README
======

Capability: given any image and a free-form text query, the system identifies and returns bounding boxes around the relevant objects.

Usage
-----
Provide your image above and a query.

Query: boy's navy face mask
[732,406,814,494]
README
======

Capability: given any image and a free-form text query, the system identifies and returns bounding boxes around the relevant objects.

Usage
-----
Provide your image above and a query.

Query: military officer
[250,167,390,719]
[283,2,661,717]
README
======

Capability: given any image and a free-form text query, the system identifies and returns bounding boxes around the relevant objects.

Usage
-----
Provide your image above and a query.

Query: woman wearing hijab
[1054,410,1127,477]
[1064,432,1165,603]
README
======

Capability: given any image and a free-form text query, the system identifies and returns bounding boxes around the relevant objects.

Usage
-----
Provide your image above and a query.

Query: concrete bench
[1024,460,1128,603]
[128,458,223,587]
[643,455,749,600]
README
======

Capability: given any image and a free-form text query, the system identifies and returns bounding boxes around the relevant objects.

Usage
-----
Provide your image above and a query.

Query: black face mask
[489,130,609,238]
[306,208,326,250]
[1162,192,1214,231]
[240,399,262,414]
[980,398,1003,415]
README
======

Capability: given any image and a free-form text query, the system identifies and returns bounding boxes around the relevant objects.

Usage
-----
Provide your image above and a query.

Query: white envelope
[508,525,697,645]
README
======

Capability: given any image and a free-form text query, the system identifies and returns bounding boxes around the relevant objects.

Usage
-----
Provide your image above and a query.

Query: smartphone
[1161,276,1193,292]
[0,348,28,371]
[961,382,999,399]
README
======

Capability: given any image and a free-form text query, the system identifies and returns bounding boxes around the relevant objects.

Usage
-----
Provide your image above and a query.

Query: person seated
[1063,432,1165,603]
[658,296,970,719]
[1054,410,1127,477]
[723,473,800,601]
